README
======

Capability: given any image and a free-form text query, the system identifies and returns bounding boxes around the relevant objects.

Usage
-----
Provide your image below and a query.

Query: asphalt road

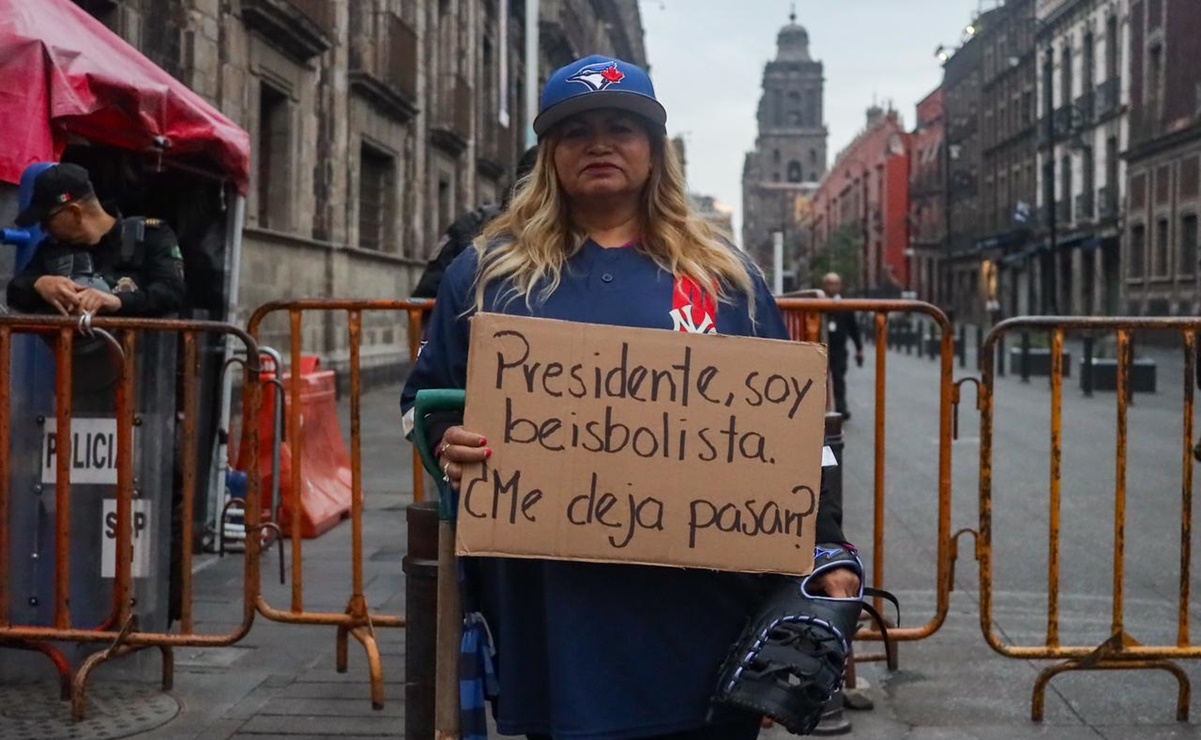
[764,334,1201,739]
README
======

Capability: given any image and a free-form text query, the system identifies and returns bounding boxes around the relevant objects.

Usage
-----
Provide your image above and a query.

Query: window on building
[809,149,817,165]
[1061,45,1073,108]
[1105,15,1119,81]
[787,161,803,183]
[1149,44,1164,116]
[773,149,781,164]
[358,144,395,252]
[1180,214,1198,276]
[1156,218,1170,276]
[438,178,452,236]
[1082,146,1095,219]
[1130,224,1146,279]
[257,82,291,230]
[1106,136,1119,191]
[1083,33,1095,94]
[1061,154,1072,221]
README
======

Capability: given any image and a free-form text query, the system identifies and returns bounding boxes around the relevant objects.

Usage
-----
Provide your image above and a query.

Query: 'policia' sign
[42,417,124,485]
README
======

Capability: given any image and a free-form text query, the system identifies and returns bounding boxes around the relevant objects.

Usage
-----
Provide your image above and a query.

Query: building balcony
[241,0,333,62]
[429,74,473,155]
[1074,91,1095,128]
[1075,190,1094,222]
[1096,78,1120,117]
[1054,105,1073,136]
[1057,198,1072,223]
[349,12,419,121]
[1097,185,1118,220]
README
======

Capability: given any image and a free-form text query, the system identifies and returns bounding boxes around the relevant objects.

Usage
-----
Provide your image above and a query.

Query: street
[773,330,1201,739]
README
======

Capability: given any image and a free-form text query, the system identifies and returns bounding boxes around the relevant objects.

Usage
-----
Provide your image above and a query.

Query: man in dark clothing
[7,163,185,318]
[411,146,539,301]
[8,162,188,626]
[822,272,863,420]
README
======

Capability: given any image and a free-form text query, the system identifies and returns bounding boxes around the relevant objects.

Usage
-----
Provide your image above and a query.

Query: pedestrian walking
[401,54,860,740]
[821,272,863,420]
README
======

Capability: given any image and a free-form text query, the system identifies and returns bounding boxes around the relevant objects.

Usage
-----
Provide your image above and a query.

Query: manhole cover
[0,681,178,739]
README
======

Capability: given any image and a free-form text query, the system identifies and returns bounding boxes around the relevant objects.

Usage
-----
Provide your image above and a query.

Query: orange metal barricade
[978,317,1200,721]
[244,299,432,709]
[775,299,959,663]
[0,314,265,720]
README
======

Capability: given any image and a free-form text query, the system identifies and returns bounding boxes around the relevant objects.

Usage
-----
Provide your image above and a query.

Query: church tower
[741,9,828,290]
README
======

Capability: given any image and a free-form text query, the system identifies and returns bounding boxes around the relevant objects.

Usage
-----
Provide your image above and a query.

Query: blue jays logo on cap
[567,61,626,92]
[533,54,667,137]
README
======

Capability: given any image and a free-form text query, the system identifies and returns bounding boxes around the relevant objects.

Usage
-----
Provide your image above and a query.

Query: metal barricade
[243,299,433,709]
[775,299,958,666]
[978,317,1198,721]
[0,314,264,720]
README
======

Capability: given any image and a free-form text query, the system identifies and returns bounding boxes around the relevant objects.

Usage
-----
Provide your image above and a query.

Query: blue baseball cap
[533,55,667,138]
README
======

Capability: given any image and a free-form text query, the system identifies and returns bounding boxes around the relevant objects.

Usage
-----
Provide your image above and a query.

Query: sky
[637,0,993,240]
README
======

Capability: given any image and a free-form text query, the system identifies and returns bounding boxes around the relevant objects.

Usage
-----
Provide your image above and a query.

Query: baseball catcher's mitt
[710,544,898,735]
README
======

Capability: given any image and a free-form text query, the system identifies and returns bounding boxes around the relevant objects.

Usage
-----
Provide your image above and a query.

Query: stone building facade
[72,0,646,370]
[1036,0,1129,318]
[741,13,828,292]
[810,107,911,296]
[941,10,991,321]
[1123,0,1201,318]
[909,89,947,305]
[976,0,1039,321]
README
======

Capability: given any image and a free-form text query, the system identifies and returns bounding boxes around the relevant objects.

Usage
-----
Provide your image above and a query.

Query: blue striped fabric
[459,611,498,740]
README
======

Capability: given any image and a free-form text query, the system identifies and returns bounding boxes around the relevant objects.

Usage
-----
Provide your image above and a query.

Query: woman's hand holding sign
[437,426,491,489]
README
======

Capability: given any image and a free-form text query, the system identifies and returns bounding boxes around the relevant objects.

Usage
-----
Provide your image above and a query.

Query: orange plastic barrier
[236,355,351,538]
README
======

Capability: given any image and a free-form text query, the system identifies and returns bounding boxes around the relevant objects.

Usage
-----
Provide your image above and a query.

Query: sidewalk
[7,364,1201,739]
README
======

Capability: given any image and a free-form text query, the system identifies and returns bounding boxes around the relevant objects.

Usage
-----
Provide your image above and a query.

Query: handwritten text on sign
[456,314,829,575]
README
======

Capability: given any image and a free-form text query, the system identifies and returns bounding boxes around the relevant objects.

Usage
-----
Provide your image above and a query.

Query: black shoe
[840,410,852,421]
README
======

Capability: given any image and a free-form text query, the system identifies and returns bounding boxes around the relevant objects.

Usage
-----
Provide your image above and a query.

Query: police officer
[822,272,863,420]
[7,163,185,318]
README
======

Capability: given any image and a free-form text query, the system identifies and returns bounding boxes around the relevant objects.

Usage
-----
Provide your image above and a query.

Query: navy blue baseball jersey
[400,240,843,739]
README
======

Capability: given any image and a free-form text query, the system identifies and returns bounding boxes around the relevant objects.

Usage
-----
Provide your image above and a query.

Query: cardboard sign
[42,418,123,485]
[456,313,829,576]
[101,499,151,578]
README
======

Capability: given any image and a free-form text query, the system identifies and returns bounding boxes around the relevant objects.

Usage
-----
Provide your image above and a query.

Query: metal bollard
[1020,332,1031,383]
[975,326,984,372]
[998,333,1006,378]
[956,324,967,368]
[928,323,937,362]
[403,501,441,740]
[1082,336,1094,397]
[916,321,924,358]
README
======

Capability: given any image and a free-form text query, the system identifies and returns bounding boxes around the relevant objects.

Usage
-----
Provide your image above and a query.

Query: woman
[401,55,859,740]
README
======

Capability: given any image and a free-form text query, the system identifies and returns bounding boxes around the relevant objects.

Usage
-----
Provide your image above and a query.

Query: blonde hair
[471,123,757,313]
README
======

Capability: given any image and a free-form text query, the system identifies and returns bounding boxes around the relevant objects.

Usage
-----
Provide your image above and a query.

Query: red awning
[0,0,251,193]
